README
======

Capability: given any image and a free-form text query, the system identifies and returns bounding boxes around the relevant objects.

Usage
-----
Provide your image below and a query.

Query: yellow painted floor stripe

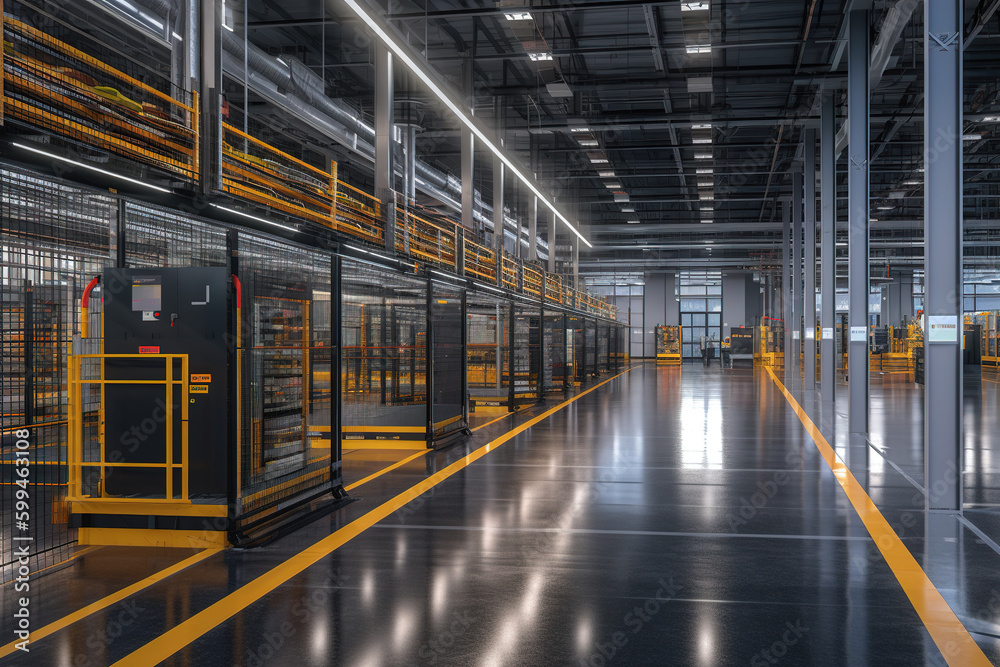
[0,548,220,659]
[112,367,635,667]
[344,449,429,492]
[765,367,991,666]
[471,412,513,432]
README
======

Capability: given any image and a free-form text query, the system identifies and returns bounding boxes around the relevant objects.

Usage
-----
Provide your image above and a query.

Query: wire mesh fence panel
[236,234,333,526]
[511,304,540,405]
[467,294,509,402]
[341,259,427,435]
[585,320,597,379]
[124,203,228,268]
[1,165,114,582]
[596,324,610,374]
[542,312,566,392]
[430,283,465,438]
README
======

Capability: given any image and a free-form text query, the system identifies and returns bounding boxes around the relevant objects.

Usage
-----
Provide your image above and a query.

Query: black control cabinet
[102,268,230,498]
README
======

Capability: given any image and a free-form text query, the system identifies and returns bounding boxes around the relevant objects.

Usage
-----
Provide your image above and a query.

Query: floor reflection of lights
[680,391,723,469]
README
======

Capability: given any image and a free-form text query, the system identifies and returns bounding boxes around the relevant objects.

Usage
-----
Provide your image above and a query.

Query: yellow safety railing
[67,354,190,503]
[395,205,457,269]
[501,255,519,291]
[336,180,384,246]
[3,16,199,181]
[523,265,544,298]
[545,275,563,304]
[222,122,337,227]
[464,239,497,284]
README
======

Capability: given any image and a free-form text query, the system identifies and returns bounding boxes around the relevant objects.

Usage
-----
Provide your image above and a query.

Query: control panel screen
[131,275,162,311]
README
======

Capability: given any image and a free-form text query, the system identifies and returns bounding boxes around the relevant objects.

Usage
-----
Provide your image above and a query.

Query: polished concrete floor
[4,362,1000,666]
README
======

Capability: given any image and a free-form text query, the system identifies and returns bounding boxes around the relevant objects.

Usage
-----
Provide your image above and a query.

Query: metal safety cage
[542,311,567,392]
[428,281,468,443]
[466,293,511,411]
[0,164,114,581]
[511,302,541,407]
[341,258,428,448]
[234,234,337,535]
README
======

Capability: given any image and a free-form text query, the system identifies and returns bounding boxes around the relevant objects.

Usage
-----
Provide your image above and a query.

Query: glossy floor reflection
[5,363,1000,666]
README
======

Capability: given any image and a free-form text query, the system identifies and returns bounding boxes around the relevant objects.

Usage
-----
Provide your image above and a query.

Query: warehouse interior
[2,0,1000,664]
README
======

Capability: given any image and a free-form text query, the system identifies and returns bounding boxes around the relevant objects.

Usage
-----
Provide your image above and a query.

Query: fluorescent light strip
[340,0,591,248]
[211,204,298,233]
[14,142,171,193]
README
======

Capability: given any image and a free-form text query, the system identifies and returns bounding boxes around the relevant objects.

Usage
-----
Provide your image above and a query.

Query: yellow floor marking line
[471,412,513,432]
[765,366,991,667]
[0,548,220,659]
[344,449,429,492]
[112,367,635,666]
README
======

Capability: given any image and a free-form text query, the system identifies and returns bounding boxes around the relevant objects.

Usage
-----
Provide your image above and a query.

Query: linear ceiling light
[686,44,712,54]
[695,152,713,159]
[14,142,171,193]
[627,219,641,224]
[528,52,553,61]
[340,0,591,247]
[598,170,616,178]
[504,11,532,20]
[681,1,710,10]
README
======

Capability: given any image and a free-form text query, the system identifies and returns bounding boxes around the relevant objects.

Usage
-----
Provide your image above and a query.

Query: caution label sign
[189,385,209,394]
[191,374,212,383]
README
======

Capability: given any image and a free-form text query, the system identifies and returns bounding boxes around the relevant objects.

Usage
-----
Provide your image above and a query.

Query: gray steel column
[528,197,538,261]
[804,130,817,389]
[374,43,394,198]
[792,171,803,375]
[548,219,557,274]
[821,93,837,402]
[573,236,580,289]
[782,199,792,360]
[848,8,870,436]
[461,127,474,233]
[407,125,417,203]
[493,157,505,251]
[924,0,963,511]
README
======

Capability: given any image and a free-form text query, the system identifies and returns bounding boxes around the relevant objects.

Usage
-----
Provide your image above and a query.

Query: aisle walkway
[4,364,1000,666]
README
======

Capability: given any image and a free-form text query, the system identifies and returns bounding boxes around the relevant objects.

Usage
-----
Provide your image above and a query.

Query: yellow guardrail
[67,354,190,503]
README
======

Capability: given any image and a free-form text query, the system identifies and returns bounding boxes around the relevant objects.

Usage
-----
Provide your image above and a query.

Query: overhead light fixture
[211,204,298,233]
[590,157,609,164]
[614,193,630,203]
[700,193,715,200]
[627,219,641,224]
[681,1,710,11]
[869,218,879,223]
[504,11,533,20]
[578,139,599,147]
[14,142,170,193]
[686,44,712,54]
[622,206,635,213]
[571,127,591,133]
[700,205,714,212]
[692,123,712,130]
[340,0,591,247]
[877,205,895,210]
[701,219,713,224]
[903,180,921,186]
[698,180,713,187]
[963,133,982,141]
[598,170,616,178]
[695,152,713,159]
[605,182,623,189]
[692,138,712,144]
[696,168,714,174]
[983,116,1000,122]
[528,52,553,61]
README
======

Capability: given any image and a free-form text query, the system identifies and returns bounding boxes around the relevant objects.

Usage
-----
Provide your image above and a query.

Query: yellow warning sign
[191,374,211,383]
[190,385,209,394]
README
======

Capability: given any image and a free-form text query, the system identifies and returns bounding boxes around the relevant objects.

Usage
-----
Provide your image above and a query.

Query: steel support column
[573,236,580,289]
[792,171,803,376]
[548,219,557,274]
[821,93,837,402]
[782,199,792,360]
[848,8,870,437]
[804,129,817,389]
[924,0,963,511]
[528,197,538,262]
[493,157,505,251]
[461,126,474,233]
[374,43,393,198]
